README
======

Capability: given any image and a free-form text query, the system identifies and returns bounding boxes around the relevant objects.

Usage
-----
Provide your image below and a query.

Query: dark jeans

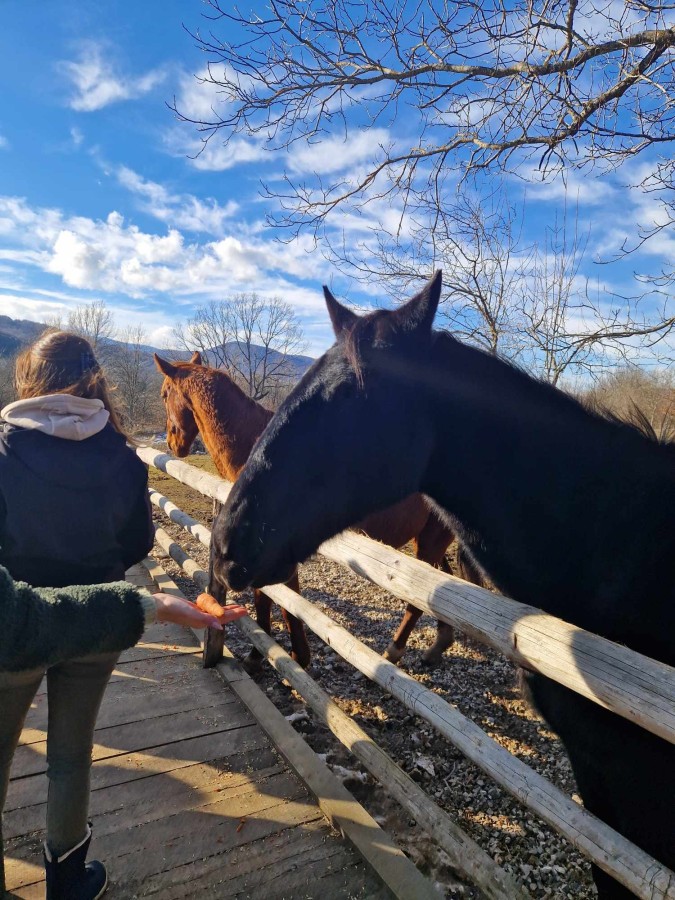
[0,652,118,893]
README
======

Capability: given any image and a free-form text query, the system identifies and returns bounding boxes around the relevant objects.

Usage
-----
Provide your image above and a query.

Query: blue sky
[0,0,673,359]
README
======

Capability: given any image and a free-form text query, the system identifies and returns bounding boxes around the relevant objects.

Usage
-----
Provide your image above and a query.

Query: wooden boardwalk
[3,565,389,899]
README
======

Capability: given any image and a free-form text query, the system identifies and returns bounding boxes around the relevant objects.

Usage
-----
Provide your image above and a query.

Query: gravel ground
[153,516,596,899]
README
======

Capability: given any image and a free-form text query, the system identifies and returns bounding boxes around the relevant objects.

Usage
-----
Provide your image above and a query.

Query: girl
[0,329,175,899]
[0,565,246,898]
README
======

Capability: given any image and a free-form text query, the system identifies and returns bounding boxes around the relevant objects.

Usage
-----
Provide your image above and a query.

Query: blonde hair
[15,329,130,440]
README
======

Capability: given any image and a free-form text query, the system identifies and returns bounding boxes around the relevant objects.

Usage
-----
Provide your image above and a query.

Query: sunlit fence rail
[137,446,675,900]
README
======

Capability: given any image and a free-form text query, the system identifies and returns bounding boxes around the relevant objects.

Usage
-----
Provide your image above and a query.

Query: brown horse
[154,351,479,668]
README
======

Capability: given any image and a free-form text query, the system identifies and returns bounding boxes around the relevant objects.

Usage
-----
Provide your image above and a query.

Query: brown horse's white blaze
[154,349,480,668]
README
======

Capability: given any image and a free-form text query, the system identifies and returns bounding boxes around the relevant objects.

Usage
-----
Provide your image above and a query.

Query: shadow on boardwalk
[4,614,388,900]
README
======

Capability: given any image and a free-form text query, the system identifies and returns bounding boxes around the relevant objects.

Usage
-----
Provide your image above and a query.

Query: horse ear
[154,353,178,378]
[190,351,203,365]
[323,286,359,339]
[392,270,443,335]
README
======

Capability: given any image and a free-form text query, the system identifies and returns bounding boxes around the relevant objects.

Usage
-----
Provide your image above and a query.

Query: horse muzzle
[213,558,253,593]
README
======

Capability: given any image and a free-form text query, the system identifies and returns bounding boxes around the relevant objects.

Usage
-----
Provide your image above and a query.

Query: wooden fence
[137,446,675,900]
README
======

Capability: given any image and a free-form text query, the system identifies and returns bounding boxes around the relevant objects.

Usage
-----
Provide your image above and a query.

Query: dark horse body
[211,273,675,898]
[154,351,480,669]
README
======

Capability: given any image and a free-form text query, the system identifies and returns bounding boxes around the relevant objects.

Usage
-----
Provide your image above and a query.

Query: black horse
[211,271,675,899]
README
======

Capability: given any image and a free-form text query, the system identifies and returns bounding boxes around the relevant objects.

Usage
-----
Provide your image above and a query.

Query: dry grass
[148,453,220,523]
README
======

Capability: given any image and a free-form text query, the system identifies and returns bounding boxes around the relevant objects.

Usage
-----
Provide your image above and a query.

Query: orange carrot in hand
[196,593,247,623]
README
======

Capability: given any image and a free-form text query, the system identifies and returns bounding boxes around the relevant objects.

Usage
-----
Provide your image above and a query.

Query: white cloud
[0,195,333,307]
[60,43,166,112]
[519,167,613,206]
[175,67,230,122]
[70,126,84,147]
[114,165,238,235]
[0,293,70,324]
[166,66,268,172]
[287,128,393,176]
[0,134,8,150]
[166,129,268,172]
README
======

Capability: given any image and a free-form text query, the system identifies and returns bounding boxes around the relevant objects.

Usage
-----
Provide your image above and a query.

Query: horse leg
[281,571,311,669]
[242,589,270,674]
[384,603,424,663]
[414,516,456,666]
[244,574,310,672]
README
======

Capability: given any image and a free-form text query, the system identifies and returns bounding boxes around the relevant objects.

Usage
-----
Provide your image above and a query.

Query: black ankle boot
[43,825,107,900]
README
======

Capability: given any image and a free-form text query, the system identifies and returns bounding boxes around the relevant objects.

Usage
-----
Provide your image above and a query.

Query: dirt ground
[148,457,596,899]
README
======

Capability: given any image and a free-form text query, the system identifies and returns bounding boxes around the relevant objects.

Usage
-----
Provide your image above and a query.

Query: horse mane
[586,400,675,446]
[342,311,390,388]
[343,323,675,449]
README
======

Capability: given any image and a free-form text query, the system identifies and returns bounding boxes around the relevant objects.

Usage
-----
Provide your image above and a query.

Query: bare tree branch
[333,191,675,383]
[174,293,307,402]
[174,0,675,232]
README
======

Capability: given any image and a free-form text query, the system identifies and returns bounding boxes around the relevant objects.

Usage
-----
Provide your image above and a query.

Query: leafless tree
[48,300,117,359]
[584,366,675,437]
[0,352,17,409]
[174,294,307,402]
[176,0,675,231]
[174,0,675,374]
[342,192,531,358]
[349,193,675,383]
[107,326,162,433]
[517,208,675,383]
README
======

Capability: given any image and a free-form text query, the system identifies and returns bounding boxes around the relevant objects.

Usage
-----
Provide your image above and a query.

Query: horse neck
[190,372,273,482]
[419,336,675,636]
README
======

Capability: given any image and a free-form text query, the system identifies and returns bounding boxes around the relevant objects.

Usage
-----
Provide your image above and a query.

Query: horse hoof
[292,650,312,670]
[421,647,445,667]
[383,643,405,664]
[242,652,263,675]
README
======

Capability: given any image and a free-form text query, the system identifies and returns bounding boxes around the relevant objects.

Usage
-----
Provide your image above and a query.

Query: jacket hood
[1,395,110,441]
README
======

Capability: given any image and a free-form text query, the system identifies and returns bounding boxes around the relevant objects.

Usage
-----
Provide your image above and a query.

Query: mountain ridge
[0,314,315,377]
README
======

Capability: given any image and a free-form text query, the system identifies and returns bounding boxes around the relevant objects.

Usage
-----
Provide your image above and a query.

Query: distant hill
[0,315,45,356]
[0,314,315,378]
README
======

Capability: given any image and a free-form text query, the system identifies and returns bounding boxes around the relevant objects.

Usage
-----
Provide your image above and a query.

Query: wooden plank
[7,782,322,892]
[5,727,274,824]
[145,466,675,745]
[134,826,386,900]
[11,701,254,779]
[137,447,233,505]
[32,648,202,699]
[148,491,213,547]
[7,762,287,860]
[97,807,333,900]
[24,676,238,736]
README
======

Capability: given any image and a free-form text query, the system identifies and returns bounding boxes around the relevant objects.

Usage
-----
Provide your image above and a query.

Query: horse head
[211,272,443,591]
[154,351,203,458]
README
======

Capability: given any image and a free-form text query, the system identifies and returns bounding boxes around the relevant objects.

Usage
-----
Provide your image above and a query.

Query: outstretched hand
[152,593,248,630]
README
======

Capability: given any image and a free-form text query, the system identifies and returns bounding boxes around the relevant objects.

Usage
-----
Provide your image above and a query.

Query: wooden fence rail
[138,446,675,747]
[150,490,675,900]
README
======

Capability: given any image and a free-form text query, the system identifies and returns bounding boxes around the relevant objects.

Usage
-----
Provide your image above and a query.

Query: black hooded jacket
[0,424,154,587]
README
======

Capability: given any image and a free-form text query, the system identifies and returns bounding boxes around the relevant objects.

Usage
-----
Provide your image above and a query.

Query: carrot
[196,592,228,619]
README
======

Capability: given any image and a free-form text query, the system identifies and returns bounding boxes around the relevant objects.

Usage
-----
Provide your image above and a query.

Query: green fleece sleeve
[0,566,147,672]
